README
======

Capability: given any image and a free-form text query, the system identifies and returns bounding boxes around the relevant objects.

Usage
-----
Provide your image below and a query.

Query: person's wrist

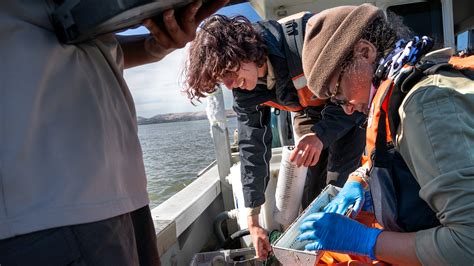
[346,176,368,190]
[144,36,174,61]
[247,214,260,228]
[247,206,261,217]
[349,167,369,189]
[314,133,322,146]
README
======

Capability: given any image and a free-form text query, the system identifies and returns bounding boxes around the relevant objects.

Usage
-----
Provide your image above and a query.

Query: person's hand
[324,180,364,218]
[142,0,229,59]
[289,133,323,167]
[297,212,382,259]
[122,0,228,68]
[248,215,272,260]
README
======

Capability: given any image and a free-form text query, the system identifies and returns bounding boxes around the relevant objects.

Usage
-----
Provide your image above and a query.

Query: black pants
[301,148,328,209]
[0,206,160,266]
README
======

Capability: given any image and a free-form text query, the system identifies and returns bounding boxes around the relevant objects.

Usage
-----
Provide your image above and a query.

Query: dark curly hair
[342,13,414,74]
[182,15,267,103]
[363,13,413,62]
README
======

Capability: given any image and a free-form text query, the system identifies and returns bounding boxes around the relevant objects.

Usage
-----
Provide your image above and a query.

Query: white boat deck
[152,148,283,265]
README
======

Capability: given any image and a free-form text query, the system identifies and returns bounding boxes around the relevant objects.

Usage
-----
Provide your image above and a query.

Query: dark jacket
[233,20,366,208]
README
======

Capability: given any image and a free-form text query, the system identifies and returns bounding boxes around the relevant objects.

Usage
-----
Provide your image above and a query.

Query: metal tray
[190,247,264,266]
[272,184,341,265]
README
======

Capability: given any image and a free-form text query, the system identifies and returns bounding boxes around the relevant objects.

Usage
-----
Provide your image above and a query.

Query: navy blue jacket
[233,20,366,208]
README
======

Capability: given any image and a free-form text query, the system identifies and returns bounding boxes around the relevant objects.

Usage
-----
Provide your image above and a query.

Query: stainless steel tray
[191,247,264,266]
[272,184,341,265]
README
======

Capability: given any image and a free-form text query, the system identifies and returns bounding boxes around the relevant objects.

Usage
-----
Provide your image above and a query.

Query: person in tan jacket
[297,4,474,265]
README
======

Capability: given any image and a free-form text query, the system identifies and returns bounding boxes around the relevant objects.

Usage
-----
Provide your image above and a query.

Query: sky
[121,3,261,118]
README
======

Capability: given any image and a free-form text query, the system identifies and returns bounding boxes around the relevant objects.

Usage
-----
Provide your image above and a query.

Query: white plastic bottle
[274,146,308,225]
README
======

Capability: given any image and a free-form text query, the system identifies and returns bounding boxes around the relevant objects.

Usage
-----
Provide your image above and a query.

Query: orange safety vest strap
[449,55,474,71]
[365,79,394,167]
[293,73,327,107]
[292,73,308,90]
[361,155,370,167]
[262,100,303,112]
[261,84,325,112]
[365,56,474,167]
[297,86,327,107]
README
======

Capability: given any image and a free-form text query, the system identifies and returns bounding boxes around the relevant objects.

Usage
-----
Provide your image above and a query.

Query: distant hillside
[137,110,237,125]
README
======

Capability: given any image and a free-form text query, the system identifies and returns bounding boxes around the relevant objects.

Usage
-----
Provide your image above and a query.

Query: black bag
[369,110,440,232]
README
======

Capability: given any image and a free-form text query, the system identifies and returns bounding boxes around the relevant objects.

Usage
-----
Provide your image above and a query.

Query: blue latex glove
[297,212,382,259]
[324,181,364,218]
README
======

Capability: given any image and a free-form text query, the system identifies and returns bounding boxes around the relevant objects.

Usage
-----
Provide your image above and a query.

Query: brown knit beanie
[302,4,384,99]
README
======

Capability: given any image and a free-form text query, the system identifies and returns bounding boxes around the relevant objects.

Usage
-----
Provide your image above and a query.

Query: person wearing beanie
[297,3,474,265]
[183,14,367,259]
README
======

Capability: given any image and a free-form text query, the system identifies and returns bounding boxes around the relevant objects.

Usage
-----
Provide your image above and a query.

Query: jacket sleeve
[311,104,367,148]
[233,101,272,209]
[397,72,474,265]
[293,109,318,138]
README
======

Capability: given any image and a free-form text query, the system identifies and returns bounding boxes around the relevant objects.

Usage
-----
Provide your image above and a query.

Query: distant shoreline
[137,110,237,125]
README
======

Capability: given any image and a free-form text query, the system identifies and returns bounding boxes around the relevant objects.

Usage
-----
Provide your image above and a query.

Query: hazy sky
[122,3,261,118]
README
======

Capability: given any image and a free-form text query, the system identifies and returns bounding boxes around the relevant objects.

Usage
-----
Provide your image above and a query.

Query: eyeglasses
[329,69,350,106]
[330,97,350,106]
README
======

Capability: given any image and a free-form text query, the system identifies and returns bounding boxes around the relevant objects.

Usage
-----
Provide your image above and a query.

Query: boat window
[456,29,473,54]
[387,1,444,48]
[453,0,474,35]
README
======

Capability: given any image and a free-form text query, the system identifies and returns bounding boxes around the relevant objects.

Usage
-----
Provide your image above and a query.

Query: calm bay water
[138,118,237,209]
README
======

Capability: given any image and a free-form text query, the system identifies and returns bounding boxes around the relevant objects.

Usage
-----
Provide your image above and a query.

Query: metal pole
[206,86,237,232]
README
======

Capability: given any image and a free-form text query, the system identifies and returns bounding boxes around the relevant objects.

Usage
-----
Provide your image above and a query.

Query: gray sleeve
[233,103,272,208]
[293,109,317,138]
[397,74,474,265]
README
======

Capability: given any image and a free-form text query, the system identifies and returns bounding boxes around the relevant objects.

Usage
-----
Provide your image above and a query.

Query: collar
[369,36,434,107]
[264,59,276,90]
[373,36,434,88]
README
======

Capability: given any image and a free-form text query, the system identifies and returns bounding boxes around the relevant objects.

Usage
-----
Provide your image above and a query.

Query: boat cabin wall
[250,0,474,52]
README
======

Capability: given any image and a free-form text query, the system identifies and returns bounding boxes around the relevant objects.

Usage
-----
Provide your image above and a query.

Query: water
[138,118,237,209]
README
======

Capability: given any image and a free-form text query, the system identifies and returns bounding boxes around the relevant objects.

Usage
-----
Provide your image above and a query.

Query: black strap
[281,13,313,79]
[373,109,393,168]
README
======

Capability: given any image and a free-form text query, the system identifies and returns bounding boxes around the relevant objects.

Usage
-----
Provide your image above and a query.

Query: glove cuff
[366,228,383,260]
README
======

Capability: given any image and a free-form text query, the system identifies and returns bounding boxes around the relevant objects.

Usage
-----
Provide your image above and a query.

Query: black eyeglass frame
[328,52,356,107]
[329,69,350,106]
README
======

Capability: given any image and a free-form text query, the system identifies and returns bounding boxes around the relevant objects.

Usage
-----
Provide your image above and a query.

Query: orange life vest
[449,55,474,70]
[366,55,474,164]
[319,54,473,265]
[262,12,327,112]
[262,80,326,112]
[365,78,394,168]
[366,55,473,233]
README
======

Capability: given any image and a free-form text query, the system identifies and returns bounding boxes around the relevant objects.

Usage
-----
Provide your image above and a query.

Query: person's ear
[353,39,377,64]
